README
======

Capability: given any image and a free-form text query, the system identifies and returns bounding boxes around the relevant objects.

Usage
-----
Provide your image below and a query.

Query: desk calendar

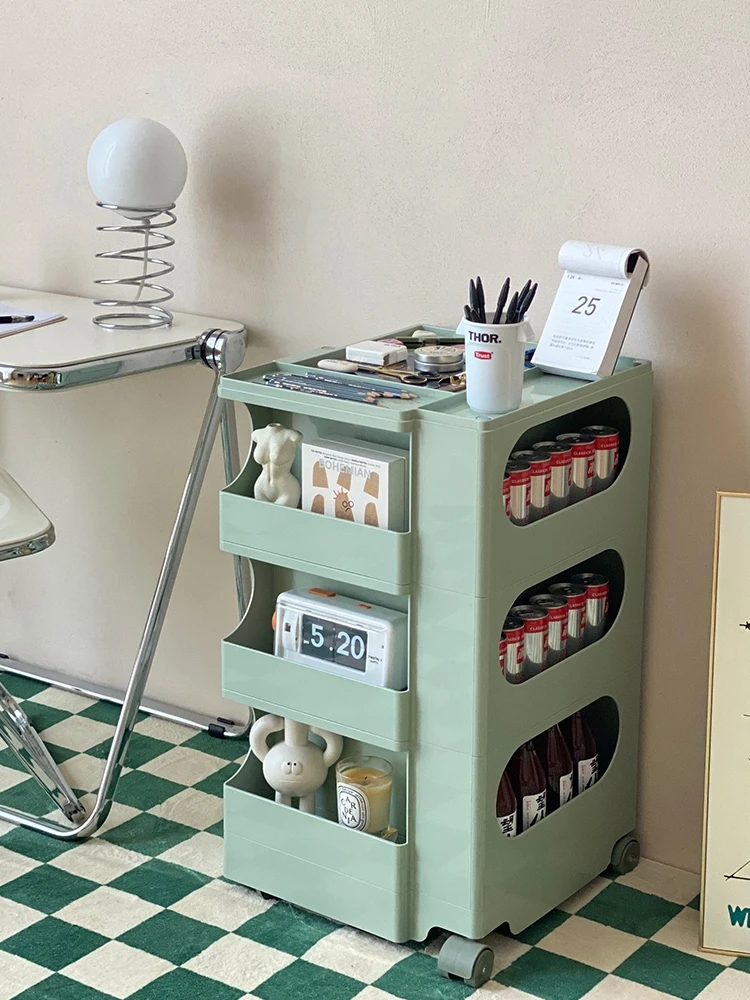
[533,241,650,380]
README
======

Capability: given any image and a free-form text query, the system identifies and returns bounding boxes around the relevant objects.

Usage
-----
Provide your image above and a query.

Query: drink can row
[505,424,620,524]
[501,573,610,681]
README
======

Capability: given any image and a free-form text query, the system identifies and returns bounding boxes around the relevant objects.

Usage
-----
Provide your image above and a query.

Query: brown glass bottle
[496,769,517,837]
[513,740,547,832]
[571,710,599,795]
[544,724,574,812]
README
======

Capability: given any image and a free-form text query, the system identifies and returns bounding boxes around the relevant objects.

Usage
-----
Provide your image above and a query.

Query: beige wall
[0,0,739,872]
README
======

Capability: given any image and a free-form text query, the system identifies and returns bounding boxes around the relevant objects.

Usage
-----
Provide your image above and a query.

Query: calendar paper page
[533,242,649,380]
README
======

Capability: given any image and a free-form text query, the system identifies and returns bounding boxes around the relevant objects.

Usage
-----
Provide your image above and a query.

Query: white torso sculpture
[252,423,302,507]
[250,715,343,813]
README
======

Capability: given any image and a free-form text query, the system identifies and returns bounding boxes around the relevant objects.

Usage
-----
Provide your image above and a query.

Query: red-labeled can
[580,425,620,492]
[548,582,587,654]
[502,614,525,683]
[570,572,609,644]
[557,432,595,502]
[503,471,511,517]
[506,460,531,526]
[510,605,548,679]
[529,594,569,665]
[533,441,572,512]
[511,450,551,520]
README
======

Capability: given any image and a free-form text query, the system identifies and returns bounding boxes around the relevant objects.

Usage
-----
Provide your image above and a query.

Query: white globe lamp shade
[87,118,187,219]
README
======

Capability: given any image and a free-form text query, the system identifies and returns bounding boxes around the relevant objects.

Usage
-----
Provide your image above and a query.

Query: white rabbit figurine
[252,423,302,507]
[250,714,343,813]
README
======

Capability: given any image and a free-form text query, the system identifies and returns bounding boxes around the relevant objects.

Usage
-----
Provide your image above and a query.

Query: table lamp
[87,118,188,330]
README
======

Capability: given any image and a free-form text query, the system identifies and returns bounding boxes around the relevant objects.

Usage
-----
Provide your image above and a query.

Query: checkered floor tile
[0,676,745,999]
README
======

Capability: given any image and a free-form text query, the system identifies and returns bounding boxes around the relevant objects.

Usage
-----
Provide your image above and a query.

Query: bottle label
[522,791,547,831]
[497,811,517,837]
[578,755,598,792]
[559,772,573,805]
[337,784,370,831]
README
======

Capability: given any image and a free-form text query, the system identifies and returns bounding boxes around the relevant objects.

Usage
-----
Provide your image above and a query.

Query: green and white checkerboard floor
[0,675,746,1000]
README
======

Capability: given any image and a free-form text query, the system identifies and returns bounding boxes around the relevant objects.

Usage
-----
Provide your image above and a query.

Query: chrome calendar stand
[0,323,253,840]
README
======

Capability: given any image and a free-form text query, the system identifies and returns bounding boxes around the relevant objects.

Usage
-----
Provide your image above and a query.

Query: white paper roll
[558,241,650,286]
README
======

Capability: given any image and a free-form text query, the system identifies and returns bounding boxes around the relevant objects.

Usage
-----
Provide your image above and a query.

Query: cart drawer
[220,489,412,595]
[223,642,410,751]
[224,758,411,942]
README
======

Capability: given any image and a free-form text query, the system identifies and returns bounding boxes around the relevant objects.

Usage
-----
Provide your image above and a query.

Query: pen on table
[0,315,35,324]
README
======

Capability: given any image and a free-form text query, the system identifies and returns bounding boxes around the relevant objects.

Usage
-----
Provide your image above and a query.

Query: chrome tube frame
[0,327,252,838]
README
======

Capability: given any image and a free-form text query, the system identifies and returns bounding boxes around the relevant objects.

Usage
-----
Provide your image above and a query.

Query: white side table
[0,286,251,840]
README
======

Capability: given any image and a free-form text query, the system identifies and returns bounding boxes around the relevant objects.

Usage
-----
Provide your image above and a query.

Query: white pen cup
[458,316,532,415]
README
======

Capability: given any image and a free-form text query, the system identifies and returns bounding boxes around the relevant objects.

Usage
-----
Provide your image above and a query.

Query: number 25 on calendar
[571,296,600,316]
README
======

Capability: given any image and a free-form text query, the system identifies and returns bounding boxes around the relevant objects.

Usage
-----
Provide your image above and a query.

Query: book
[301,437,408,531]
[532,242,649,380]
[0,304,66,338]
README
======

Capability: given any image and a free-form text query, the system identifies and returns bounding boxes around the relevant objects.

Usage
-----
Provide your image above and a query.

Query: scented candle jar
[336,756,393,836]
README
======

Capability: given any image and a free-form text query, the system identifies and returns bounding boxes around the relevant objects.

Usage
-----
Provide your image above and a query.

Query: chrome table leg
[0,328,249,838]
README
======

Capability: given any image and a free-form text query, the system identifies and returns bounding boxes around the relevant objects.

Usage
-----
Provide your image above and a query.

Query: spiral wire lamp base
[93,202,177,330]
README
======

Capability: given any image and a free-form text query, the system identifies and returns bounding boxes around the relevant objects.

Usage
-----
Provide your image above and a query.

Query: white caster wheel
[438,934,494,988]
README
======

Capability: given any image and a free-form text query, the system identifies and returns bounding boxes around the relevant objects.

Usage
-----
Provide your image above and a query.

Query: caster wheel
[438,935,494,988]
[611,834,641,876]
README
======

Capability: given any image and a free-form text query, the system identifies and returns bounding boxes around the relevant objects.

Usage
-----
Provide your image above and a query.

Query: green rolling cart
[218,327,653,989]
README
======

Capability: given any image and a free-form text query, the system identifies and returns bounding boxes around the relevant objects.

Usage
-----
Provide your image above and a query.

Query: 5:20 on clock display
[301,615,368,672]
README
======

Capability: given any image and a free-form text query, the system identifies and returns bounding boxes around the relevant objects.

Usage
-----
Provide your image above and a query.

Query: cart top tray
[220,324,651,432]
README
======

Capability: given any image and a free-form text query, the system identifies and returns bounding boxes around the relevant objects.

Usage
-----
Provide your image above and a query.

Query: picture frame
[701,492,750,955]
